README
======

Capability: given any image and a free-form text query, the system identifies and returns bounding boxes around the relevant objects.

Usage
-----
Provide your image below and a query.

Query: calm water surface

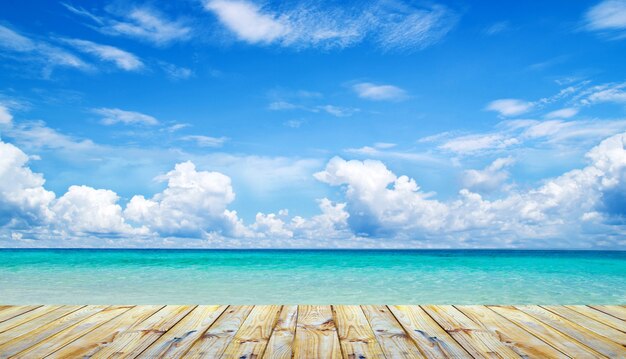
[0,249,624,304]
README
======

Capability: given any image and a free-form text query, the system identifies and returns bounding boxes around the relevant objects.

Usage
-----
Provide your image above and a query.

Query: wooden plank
[423,305,520,359]
[263,305,298,359]
[0,306,83,346]
[0,305,107,358]
[333,305,385,359]
[565,305,626,333]
[293,305,342,359]
[220,305,281,358]
[543,306,626,345]
[183,305,253,358]
[518,305,625,358]
[0,305,61,334]
[361,305,425,359]
[0,305,41,324]
[11,305,133,358]
[92,305,195,359]
[388,305,469,358]
[138,304,227,358]
[456,305,567,359]
[589,305,626,322]
[47,305,163,358]
[488,305,603,358]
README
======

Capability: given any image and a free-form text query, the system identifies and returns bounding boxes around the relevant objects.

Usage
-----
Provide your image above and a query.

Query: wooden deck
[0,305,623,358]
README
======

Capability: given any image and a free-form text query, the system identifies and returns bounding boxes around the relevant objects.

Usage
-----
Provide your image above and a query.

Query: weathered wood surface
[0,305,622,358]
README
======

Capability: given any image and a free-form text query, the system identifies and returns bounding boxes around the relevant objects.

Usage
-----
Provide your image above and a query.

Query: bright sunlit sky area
[1,0,626,248]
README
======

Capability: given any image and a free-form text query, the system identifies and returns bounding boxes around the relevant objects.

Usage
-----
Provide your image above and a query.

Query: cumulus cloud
[0,141,55,227]
[53,185,142,235]
[462,157,515,193]
[203,0,457,50]
[62,39,144,71]
[584,0,626,38]
[352,82,407,101]
[93,108,159,126]
[314,132,626,247]
[124,161,245,238]
[486,99,534,117]
[64,4,191,46]
[2,125,626,248]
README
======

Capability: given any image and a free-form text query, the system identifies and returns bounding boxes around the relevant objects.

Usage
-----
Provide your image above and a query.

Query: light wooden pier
[0,305,624,358]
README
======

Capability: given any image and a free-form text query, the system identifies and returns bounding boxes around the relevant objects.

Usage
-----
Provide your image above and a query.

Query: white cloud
[161,63,193,80]
[205,0,289,44]
[62,39,144,71]
[314,133,626,247]
[5,121,97,152]
[181,135,228,148]
[203,0,457,50]
[545,107,579,119]
[439,134,519,154]
[582,83,626,104]
[1,129,626,247]
[318,105,359,117]
[53,185,142,235]
[0,105,13,125]
[484,21,509,35]
[0,25,90,75]
[93,108,159,126]
[585,0,626,37]
[0,141,55,227]
[352,82,407,101]
[462,157,515,193]
[124,161,245,237]
[486,98,534,117]
[64,4,191,46]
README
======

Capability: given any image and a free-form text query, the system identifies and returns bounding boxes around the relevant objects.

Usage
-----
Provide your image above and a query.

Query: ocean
[0,249,624,304]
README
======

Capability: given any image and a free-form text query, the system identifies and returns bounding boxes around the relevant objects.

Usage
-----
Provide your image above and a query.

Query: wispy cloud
[93,108,159,126]
[483,21,510,35]
[318,105,359,117]
[269,100,359,117]
[181,135,228,147]
[0,25,90,76]
[584,0,626,39]
[203,0,458,51]
[62,39,144,71]
[352,82,407,101]
[462,157,515,192]
[0,104,13,125]
[485,99,534,117]
[545,107,579,119]
[63,3,191,46]
[160,63,193,80]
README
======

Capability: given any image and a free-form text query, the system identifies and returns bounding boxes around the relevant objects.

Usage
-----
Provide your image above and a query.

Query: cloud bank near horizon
[1,129,624,249]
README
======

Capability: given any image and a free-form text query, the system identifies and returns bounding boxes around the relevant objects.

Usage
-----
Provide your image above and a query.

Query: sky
[0,0,626,248]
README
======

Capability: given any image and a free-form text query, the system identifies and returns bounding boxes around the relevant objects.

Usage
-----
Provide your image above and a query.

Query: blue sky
[1,0,626,248]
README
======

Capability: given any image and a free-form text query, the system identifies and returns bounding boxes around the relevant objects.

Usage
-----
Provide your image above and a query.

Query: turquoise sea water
[0,249,624,304]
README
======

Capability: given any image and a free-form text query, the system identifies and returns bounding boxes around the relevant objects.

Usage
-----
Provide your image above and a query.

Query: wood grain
[293,305,342,359]
[0,304,621,358]
[263,305,298,359]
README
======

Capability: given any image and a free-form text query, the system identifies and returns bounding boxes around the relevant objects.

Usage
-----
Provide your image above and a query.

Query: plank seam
[587,306,626,322]
[483,306,574,358]
[418,305,476,359]
[38,305,135,358]
[132,304,200,359]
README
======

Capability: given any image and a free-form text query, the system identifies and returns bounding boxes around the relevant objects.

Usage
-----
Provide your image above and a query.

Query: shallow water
[0,249,624,304]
